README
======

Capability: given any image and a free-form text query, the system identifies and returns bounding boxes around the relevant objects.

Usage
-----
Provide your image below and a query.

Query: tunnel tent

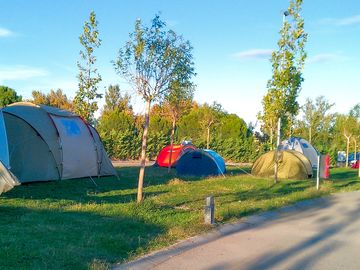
[251,150,312,180]
[156,142,196,168]
[176,149,226,177]
[279,137,319,168]
[0,102,116,186]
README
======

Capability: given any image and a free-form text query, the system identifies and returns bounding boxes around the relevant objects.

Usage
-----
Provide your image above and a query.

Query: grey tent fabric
[0,160,19,195]
[0,102,116,185]
[279,137,319,168]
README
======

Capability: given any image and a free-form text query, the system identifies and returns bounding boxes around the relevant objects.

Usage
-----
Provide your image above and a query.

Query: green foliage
[103,84,133,115]
[114,14,195,104]
[74,11,102,124]
[99,129,140,160]
[259,0,307,143]
[293,96,335,153]
[0,85,22,107]
[31,89,73,110]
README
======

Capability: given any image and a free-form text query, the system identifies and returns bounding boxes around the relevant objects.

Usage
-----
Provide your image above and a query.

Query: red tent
[156,144,196,167]
[352,160,359,169]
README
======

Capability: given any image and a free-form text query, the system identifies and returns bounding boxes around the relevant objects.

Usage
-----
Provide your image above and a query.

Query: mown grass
[0,166,359,269]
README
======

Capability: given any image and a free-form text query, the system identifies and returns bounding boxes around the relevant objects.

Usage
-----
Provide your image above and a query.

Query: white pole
[316,155,320,190]
[275,118,281,183]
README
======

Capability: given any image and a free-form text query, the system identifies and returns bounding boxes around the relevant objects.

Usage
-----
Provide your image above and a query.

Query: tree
[294,96,334,151]
[102,84,133,115]
[31,89,73,110]
[335,114,358,167]
[73,11,102,124]
[199,102,225,149]
[258,0,307,145]
[161,80,194,171]
[0,86,22,107]
[114,15,195,202]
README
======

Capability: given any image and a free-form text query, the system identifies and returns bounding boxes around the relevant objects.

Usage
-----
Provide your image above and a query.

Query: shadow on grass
[3,166,173,204]
[0,204,164,270]
[330,169,358,180]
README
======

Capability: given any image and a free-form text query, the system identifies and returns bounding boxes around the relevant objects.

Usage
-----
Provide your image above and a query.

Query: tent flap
[0,160,20,195]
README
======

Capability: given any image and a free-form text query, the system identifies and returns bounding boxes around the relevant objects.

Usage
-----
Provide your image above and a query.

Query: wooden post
[205,196,215,225]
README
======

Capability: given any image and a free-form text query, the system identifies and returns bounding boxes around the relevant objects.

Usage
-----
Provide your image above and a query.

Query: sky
[0,0,359,125]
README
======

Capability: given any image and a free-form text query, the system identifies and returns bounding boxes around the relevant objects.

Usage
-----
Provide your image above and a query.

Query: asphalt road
[115,190,360,270]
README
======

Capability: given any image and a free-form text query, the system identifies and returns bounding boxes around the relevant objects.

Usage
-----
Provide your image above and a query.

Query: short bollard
[205,196,215,225]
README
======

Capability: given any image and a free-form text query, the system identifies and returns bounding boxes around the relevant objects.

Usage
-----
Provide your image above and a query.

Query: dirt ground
[111,160,251,168]
[111,160,155,167]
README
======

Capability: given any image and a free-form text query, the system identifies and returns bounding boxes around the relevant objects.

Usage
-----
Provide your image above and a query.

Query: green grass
[1,166,359,269]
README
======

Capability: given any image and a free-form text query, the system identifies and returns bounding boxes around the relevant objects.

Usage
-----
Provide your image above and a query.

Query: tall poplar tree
[74,11,102,124]
[258,0,307,145]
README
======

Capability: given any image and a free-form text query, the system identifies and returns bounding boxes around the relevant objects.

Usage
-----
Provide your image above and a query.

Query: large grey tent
[0,102,116,189]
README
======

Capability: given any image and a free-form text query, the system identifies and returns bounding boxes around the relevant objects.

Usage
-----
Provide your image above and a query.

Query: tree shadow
[2,166,171,204]
[241,195,360,270]
[0,204,164,270]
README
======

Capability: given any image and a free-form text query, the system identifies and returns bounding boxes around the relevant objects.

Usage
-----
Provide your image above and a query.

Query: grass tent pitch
[0,102,116,186]
[252,150,312,180]
[176,149,226,177]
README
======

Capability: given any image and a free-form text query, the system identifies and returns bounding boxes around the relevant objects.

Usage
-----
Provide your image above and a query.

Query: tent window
[192,152,202,159]
[60,119,81,136]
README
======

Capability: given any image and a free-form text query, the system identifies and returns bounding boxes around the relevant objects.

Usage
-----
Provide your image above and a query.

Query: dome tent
[156,142,196,168]
[251,150,312,180]
[278,137,319,168]
[176,149,226,177]
[0,102,116,188]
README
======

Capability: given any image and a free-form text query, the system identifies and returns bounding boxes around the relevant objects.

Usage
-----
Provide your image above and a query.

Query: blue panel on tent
[301,143,309,148]
[204,149,226,174]
[60,119,81,136]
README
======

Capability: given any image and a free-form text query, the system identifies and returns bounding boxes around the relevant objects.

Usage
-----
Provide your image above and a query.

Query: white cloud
[0,66,48,83]
[0,27,15,37]
[307,53,344,64]
[233,49,273,60]
[322,14,360,26]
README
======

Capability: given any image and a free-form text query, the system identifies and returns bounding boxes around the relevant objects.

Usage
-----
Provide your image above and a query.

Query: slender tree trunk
[309,126,312,144]
[345,136,350,168]
[168,119,176,173]
[137,100,151,203]
[207,126,210,149]
[270,128,274,150]
[354,140,357,163]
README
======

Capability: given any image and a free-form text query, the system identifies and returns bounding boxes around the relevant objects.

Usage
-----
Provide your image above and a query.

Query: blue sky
[0,0,359,124]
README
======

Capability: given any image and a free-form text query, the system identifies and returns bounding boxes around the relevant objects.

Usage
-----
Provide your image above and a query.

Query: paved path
[114,190,360,270]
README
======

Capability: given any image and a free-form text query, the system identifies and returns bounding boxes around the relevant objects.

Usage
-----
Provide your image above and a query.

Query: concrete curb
[112,195,332,270]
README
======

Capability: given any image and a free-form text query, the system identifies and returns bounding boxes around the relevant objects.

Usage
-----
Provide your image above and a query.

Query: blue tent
[176,149,226,177]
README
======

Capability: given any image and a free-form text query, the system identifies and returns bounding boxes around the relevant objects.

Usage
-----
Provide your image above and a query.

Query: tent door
[50,115,98,179]
[0,111,9,169]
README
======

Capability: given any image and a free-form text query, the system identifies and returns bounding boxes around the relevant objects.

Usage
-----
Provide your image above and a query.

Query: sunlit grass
[0,166,359,269]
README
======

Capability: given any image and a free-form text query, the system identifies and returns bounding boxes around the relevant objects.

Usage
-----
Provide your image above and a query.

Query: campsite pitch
[0,166,359,269]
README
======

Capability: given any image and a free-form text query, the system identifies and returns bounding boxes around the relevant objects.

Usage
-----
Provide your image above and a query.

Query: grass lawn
[1,166,360,269]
